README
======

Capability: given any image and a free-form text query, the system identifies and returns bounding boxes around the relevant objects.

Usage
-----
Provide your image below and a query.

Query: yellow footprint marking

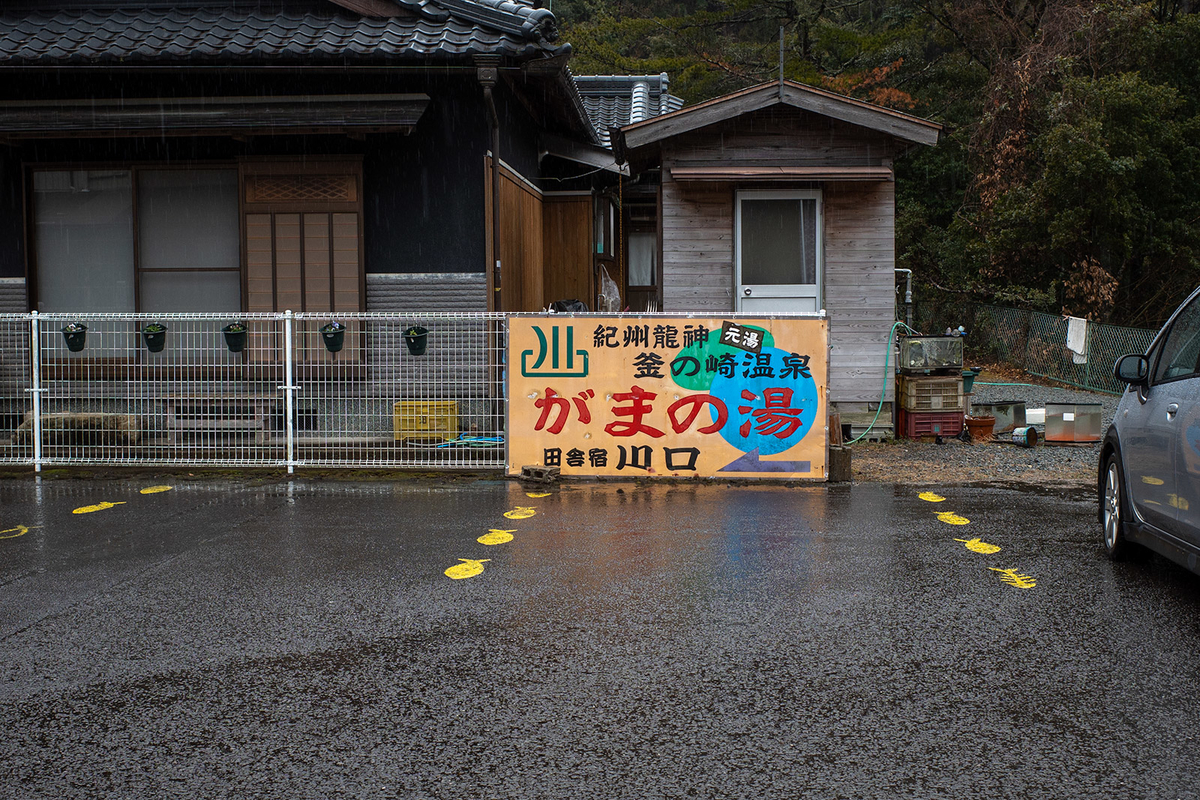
[477,529,515,545]
[955,537,1001,554]
[444,558,490,580]
[504,507,537,520]
[139,485,173,495]
[937,511,970,525]
[1141,476,1165,486]
[918,492,946,503]
[72,502,126,515]
[0,525,29,540]
[990,567,1036,589]
[526,492,551,498]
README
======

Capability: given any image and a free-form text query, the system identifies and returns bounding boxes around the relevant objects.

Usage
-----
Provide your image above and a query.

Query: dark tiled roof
[574,74,684,147]
[0,3,568,64]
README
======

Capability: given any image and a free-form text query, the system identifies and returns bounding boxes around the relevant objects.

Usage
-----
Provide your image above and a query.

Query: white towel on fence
[1066,316,1088,365]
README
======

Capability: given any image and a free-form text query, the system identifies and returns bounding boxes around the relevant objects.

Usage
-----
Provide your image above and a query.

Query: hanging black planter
[404,326,428,356]
[60,323,87,352]
[141,322,168,353]
[320,321,346,353]
[222,321,248,353]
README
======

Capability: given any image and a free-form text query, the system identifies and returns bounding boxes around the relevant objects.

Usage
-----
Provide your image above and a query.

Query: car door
[1128,296,1200,535]
[1171,373,1200,547]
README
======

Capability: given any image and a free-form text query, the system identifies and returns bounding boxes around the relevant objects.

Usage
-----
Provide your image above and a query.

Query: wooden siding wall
[542,195,593,308]
[824,182,895,403]
[660,106,898,403]
[486,160,544,312]
[661,176,733,311]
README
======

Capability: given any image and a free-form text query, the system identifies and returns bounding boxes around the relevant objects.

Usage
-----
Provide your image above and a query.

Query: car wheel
[1103,451,1134,560]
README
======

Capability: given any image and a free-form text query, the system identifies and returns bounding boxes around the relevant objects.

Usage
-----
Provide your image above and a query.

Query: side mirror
[1114,354,1149,385]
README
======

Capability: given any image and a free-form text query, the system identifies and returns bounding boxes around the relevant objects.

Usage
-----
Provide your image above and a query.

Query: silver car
[1101,286,1200,575]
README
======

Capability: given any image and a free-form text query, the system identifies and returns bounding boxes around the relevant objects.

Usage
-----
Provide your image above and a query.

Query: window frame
[25,161,242,314]
[24,157,366,375]
[1151,295,1200,386]
[734,188,824,307]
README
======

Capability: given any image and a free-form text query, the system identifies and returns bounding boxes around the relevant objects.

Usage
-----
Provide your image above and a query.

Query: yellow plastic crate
[393,400,459,442]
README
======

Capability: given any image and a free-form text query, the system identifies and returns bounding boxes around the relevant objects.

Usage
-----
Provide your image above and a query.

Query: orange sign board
[508,316,828,479]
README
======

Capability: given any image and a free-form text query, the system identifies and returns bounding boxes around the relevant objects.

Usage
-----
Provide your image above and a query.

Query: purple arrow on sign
[717,448,811,474]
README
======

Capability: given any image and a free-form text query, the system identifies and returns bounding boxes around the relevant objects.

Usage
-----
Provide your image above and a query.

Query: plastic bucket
[141,325,168,353]
[320,325,345,353]
[404,327,428,356]
[222,323,248,353]
[61,325,87,352]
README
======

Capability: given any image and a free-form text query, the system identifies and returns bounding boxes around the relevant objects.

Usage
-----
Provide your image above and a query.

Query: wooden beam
[540,132,628,175]
[670,166,894,182]
[622,85,778,150]
[778,84,940,147]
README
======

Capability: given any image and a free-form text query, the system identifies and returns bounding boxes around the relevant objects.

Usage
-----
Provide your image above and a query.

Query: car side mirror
[1114,354,1149,385]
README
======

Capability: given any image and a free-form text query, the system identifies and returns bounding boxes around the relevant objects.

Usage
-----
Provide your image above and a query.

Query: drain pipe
[478,57,503,311]
[895,268,913,328]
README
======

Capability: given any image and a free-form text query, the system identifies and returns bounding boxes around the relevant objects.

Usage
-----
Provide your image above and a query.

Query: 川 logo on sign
[521,325,589,378]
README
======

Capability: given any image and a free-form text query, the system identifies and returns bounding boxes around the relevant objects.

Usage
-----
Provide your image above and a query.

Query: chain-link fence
[968,305,1158,395]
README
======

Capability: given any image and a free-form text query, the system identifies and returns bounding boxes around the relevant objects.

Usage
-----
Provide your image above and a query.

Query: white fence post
[502,315,509,472]
[283,310,296,475]
[28,312,42,473]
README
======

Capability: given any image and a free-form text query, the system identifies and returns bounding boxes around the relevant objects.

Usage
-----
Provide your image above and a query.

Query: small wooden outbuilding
[614,79,942,421]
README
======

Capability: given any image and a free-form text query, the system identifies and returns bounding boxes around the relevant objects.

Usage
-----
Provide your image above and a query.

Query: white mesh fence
[0,312,508,471]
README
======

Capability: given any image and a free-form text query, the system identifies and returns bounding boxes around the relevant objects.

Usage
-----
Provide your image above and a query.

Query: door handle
[744,288,752,296]
[1168,403,1179,419]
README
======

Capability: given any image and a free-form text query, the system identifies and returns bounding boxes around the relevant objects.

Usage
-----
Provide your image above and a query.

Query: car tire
[1102,451,1136,560]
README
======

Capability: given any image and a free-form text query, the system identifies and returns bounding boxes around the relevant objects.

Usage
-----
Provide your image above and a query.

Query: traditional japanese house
[0,0,677,445]
[611,79,943,429]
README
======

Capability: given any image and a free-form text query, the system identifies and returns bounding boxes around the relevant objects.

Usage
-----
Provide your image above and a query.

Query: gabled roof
[574,73,684,148]
[619,79,942,153]
[0,0,569,64]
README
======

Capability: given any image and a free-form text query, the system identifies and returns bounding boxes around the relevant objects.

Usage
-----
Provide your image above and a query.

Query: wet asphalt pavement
[2,476,1200,799]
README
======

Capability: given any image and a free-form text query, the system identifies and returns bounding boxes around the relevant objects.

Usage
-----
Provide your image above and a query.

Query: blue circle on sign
[707,346,819,455]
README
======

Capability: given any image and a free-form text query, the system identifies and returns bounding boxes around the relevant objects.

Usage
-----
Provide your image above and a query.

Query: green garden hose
[846,320,918,445]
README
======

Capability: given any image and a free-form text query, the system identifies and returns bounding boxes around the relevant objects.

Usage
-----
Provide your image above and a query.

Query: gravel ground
[850,367,1120,488]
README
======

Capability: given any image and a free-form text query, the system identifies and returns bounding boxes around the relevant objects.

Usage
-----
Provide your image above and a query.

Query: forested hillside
[556,0,1200,328]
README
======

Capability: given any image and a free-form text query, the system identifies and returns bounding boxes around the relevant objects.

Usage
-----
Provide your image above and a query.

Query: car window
[1154,297,1200,383]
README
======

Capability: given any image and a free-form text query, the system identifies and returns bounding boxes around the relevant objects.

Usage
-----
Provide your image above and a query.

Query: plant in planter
[404,325,428,356]
[222,321,248,353]
[141,322,168,353]
[60,322,88,352]
[320,320,346,353]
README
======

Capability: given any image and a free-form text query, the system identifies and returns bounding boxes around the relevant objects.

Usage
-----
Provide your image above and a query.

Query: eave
[0,94,430,140]
[620,80,943,153]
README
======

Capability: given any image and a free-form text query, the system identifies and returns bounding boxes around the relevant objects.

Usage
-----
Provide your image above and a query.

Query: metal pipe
[29,311,41,474]
[895,268,913,328]
[478,61,505,439]
[283,310,295,475]
[479,61,503,312]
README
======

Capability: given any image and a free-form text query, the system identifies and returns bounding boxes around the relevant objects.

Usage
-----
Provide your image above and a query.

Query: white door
[735,190,822,312]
